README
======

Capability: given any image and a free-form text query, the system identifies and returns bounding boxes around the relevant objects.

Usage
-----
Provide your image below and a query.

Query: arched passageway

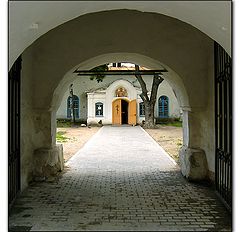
[8,6,232,229]
[18,9,215,190]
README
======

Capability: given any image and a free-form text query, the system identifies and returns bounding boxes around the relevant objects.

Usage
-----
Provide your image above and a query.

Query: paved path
[9,126,231,231]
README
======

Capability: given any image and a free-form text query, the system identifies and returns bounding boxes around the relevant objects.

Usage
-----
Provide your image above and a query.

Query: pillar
[32,109,64,181]
[179,109,208,181]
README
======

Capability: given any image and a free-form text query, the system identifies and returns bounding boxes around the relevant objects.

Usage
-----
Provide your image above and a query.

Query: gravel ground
[57,126,101,162]
[145,125,183,163]
[57,125,183,163]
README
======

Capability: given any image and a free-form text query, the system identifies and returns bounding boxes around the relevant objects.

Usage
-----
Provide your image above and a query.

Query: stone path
[9,126,231,231]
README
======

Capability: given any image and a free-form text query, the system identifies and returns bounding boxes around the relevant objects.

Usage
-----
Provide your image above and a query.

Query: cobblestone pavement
[9,126,231,231]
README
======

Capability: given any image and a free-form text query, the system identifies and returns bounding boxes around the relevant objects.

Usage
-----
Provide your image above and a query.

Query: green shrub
[56,118,87,127]
[155,117,182,127]
[56,131,70,142]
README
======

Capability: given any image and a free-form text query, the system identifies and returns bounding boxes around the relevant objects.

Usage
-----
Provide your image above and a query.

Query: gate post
[31,109,64,181]
[179,109,208,181]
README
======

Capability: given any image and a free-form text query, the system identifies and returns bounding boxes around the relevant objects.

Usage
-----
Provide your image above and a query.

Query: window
[67,95,79,118]
[139,102,145,116]
[112,62,121,67]
[95,102,103,117]
[158,96,169,118]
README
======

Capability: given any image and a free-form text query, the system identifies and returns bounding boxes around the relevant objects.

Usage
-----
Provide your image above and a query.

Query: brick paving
[9,126,231,231]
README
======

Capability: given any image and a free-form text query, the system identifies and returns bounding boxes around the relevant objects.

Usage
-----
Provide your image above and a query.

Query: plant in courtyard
[164,121,182,127]
[89,64,109,83]
[134,64,164,129]
[56,131,70,143]
[177,139,183,146]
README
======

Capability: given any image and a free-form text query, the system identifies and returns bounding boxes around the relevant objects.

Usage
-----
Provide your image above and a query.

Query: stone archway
[19,9,215,189]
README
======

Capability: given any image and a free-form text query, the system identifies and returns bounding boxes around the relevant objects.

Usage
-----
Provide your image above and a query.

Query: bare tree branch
[150,74,164,104]
[135,65,149,102]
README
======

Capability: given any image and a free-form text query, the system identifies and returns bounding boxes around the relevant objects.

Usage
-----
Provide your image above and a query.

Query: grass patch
[176,139,183,146]
[156,117,182,127]
[56,131,70,143]
[163,121,182,127]
[56,119,87,128]
[56,120,72,128]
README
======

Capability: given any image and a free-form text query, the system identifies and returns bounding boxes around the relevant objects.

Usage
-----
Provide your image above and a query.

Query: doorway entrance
[121,100,128,124]
[112,99,136,125]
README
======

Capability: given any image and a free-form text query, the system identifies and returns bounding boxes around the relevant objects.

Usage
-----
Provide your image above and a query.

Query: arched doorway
[112,98,136,125]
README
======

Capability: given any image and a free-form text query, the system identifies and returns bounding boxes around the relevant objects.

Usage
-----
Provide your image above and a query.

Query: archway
[17,9,215,192]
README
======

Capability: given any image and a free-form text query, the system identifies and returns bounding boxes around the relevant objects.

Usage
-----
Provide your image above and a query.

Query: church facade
[56,63,181,125]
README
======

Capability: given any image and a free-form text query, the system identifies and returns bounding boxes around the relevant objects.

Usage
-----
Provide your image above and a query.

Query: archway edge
[9,1,231,68]
[51,53,190,113]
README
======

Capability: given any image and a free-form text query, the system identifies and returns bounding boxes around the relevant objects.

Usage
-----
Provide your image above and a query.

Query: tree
[89,64,109,82]
[134,64,164,128]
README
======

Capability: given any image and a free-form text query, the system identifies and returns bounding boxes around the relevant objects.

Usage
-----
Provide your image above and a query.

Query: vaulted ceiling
[9,1,231,68]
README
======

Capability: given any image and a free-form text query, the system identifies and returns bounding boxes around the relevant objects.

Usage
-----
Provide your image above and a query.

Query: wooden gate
[214,42,232,210]
[8,56,21,206]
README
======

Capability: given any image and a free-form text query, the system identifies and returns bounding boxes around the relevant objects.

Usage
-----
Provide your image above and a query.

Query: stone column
[32,109,64,181]
[179,109,208,181]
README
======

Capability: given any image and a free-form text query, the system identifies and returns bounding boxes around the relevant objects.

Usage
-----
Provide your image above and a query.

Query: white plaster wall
[87,92,106,124]
[56,78,89,121]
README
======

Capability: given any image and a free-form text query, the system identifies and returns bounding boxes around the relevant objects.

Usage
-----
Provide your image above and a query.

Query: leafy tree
[89,64,109,82]
[134,64,164,128]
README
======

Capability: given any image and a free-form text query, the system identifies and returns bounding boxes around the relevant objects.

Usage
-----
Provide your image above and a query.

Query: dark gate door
[214,42,232,210]
[8,56,21,206]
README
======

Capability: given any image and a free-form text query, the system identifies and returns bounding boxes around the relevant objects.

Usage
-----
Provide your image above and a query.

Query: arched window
[158,96,169,118]
[67,95,79,118]
[139,102,145,116]
[95,102,103,117]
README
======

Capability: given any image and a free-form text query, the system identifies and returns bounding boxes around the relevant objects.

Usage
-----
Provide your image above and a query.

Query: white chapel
[56,63,181,125]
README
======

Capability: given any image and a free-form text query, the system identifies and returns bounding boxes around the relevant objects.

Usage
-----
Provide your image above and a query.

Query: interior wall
[20,47,34,189]
[201,48,215,177]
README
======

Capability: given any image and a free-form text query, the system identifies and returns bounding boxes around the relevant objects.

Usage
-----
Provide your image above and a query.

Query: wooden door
[112,99,121,125]
[128,99,137,125]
